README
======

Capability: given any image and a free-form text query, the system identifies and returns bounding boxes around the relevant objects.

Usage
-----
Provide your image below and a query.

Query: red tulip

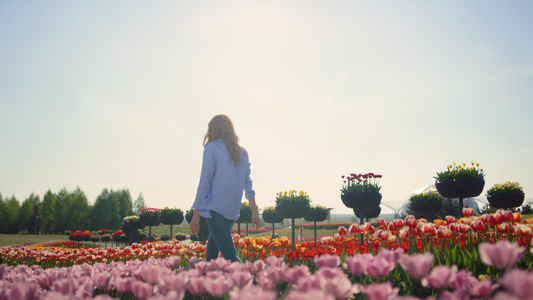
[349,224,360,234]
[338,226,347,236]
[462,207,474,217]
[471,219,486,233]
[377,218,387,230]
[445,215,456,224]
[393,219,404,229]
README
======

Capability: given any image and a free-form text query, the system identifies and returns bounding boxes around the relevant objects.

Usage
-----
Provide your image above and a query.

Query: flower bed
[1,209,533,299]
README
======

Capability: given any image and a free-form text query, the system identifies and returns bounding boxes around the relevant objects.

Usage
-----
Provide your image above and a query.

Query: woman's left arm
[248,196,260,230]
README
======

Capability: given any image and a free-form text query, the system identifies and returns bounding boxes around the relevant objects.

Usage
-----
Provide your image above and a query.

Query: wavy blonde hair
[203,114,243,166]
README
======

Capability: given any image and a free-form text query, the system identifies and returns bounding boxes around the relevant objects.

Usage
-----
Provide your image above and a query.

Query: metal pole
[360,210,364,246]
[314,221,317,248]
[292,218,296,251]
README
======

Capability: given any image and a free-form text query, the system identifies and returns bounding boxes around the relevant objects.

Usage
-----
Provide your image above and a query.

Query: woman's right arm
[192,145,215,209]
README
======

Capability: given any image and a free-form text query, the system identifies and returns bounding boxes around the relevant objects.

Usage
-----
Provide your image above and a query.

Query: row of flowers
[1,239,532,299]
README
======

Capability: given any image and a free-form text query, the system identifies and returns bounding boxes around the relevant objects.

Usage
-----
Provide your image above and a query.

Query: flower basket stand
[140,216,161,241]
[435,179,484,217]
[341,191,382,246]
[237,211,252,236]
[487,193,525,209]
[161,214,184,241]
[262,212,284,240]
[305,210,328,248]
[276,204,310,251]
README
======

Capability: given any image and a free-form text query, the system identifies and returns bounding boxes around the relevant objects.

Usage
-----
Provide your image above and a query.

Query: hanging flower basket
[160,214,184,225]
[487,194,525,209]
[185,209,194,224]
[410,201,443,214]
[354,206,381,219]
[238,203,253,223]
[435,178,485,198]
[140,215,161,227]
[341,191,382,209]
[275,204,310,219]
[121,221,144,233]
[262,207,284,224]
[304,205,329,222]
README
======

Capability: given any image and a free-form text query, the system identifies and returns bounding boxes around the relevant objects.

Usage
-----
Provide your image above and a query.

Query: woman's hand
[190,210,200,234]
[248,196,260,230]
[252,210,260,230]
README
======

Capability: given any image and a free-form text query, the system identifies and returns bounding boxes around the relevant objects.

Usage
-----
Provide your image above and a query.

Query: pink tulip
[399,252,434,281]
[463,276,493,298]
[132,280,153,299]
[230,271,254,289]
[0,264,5,280]
[361,282,399,300]
[478,240,524,269]
[229,285,276,300]
[160,273,189,293]
[283,265,311,284]
[36,273,53,289]
[248,259,267,274]
[211,257,231,272]
[448,269,472,290]
[365,257,394,279]
[314,254,340,269]
[376,248,404,266]
[195,260,213,274]
[264,265,288,283]
[188,277,207,296]
[294,274,326,292]
[256,272,276,290]
[114,277,133,294]
[265,255,285,267]
[52,278,78,295]
[8,282,39,300]
[324,275,357,300]
[422,265,457,290]
[498,269,533,299]
[92,272,110,289]
[343,254,372,276]
[285,289,335,300]
[439,289,470,300]
[203,277,230,298]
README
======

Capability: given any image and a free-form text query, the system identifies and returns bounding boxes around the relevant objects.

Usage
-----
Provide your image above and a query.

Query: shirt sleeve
[243,149,255,199]
[192,144,216,209]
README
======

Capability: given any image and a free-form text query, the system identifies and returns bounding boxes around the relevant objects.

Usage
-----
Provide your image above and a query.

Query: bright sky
[1,1,532,216]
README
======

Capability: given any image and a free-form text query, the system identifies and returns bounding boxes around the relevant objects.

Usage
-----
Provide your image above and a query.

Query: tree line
[0,187,147,234]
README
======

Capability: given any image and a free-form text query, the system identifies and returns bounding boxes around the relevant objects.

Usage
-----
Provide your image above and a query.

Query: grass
[0,234,69,247]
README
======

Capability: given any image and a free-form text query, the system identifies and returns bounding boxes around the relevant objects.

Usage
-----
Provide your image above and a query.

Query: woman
[191,114,260,263]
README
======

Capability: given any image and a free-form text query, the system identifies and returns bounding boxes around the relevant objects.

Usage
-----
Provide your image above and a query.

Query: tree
[66,187,91,231]
[54,188,69,233]
[133,193,147,215]
[6,196,21,233]
[91,188,120,231]
[17,193,40,234]
[0,193,7,233]
[53,187,91,233]
[117,189,133,220]
[41,190,57,234]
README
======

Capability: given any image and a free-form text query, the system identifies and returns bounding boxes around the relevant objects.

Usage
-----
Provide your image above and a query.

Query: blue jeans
[205,211,242,263]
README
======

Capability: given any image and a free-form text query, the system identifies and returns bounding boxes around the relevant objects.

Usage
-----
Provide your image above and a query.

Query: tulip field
[1,209,533,299]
